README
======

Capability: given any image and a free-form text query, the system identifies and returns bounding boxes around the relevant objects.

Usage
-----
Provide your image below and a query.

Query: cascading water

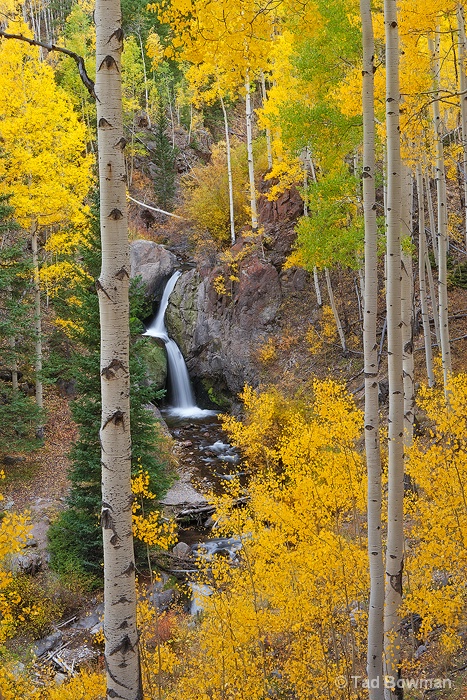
[144,271,215,419]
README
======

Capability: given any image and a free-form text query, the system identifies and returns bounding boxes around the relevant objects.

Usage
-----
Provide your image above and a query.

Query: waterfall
[144,271,215,419]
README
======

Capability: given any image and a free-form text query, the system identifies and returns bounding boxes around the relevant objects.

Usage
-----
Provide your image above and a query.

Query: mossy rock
[136,339,167,395]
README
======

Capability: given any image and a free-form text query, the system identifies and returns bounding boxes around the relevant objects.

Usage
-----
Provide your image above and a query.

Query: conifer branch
[0,30,97,100]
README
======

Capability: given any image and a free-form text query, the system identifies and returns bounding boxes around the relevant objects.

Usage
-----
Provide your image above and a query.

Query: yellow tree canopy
[0,21,93,236]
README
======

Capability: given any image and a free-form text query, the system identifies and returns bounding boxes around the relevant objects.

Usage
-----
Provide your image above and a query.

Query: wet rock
[130,240,177,300]
[33,631,63,658]
[172,541,191,558]
[11,552,42,575]
[152,588,175,612]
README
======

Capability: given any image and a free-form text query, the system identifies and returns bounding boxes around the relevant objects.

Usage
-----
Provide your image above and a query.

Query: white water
[144,271,216,419]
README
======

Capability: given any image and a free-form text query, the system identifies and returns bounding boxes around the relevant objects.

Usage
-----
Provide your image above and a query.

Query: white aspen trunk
[137,31,151,128]
[220,94,236,245]
[95,0,142,696]
[324,268,346,352]
[457,4,467,247]
[260,71,273,169]
[31,225,43,411]
[401,166,414,448]
[424,171,439,262]
[360,0,384,692]
[303,147,323,306]
[416,165,435,387]
[429,34,452,390]
[187,103,193,145]
[383,0,405,694]
[245,72,258,231]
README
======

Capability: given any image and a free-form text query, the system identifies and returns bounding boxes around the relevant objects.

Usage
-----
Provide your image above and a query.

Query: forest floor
[4,387,75,545]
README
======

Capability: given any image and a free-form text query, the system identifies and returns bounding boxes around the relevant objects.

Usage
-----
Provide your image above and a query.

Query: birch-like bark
[31,224,43,411]
[457,4,467,247]
[416,165,435,387]
[429,35,452,391]
[324,268,346,352]
[424,171,439,263]
[360,0,384,691]
[383,0,404,693]
[245,72,258,231]
[401,166,414,448]
[95,1,142,696]
[220,94,235,245]
[422,173,441,346]
[303,147,323,306]
[137,30,151,128]
[260,71,273,170]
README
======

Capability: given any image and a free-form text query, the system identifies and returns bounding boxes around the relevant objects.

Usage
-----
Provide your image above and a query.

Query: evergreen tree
[0,195,42,457]
[152,93,177,210]
[47,203,171,579]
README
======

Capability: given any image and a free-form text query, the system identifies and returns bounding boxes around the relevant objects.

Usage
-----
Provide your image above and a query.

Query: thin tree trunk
[457,4,467,247]
[424,171,439,262]
[260,71,273,169]
[401,166,414,448]
[220,94,235,245]
[360,0,384,692]
[95,0,142,696]
[383,0,404,693]
[416,166,435,386]
[324,268,346,352]
[303,146,323,306]
[429,34,452,390]
[245,72,258,231]
[137,30,151,128]
[31,224,43,411]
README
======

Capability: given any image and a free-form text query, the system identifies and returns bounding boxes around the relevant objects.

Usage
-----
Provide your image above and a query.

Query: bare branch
[0,30,96,100]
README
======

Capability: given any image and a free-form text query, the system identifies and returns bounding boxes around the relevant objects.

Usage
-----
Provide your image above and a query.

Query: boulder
[11,551,42,575]
[166,254,282,397]
[130,240,177,300]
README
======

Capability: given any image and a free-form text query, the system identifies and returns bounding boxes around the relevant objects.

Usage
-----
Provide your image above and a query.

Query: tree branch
[0,30,97,100]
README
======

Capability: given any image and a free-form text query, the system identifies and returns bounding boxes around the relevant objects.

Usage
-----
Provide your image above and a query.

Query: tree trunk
[401,166,414,448]
[303,147,323,306]
[220,94,236,245]
[424,170,439,263]
[360,0,384,693]
[95,0,142,696]
[260,71,273,170]
[31,224,43,411]
[416,165,435,387]
[457,3,467,247]
[383,0,404,694]
[429,34,452,391]
[324,268,346,352]
[245,72,258,231]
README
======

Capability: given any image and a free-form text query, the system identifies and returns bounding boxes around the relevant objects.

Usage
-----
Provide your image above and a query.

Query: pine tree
[152,93,177,210]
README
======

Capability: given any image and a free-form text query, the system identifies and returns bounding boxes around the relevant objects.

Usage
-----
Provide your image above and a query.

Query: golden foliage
[131,468,177,549]
[404,373,467,650]
[162,380,368,699]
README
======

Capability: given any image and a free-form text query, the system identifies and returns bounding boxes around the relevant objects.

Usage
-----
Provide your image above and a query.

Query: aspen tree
[457,3,467,246]
[416,165,435,387]
[360,0,384,693]
[383,0,405,692]
[401,165,414,447]
[95,0,142,695]
[429,33,452,392]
